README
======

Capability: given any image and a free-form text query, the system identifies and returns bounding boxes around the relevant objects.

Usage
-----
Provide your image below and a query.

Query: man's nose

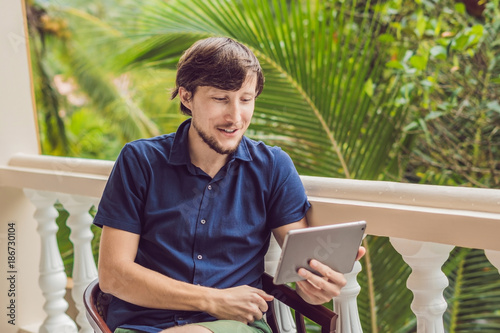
[225,101,242,123]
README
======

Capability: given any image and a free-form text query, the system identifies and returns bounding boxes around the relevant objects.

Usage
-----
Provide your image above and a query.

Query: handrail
[8,153,113,176]
[302,175,500,251]
[0,153,112,197]
[302,175,500,215]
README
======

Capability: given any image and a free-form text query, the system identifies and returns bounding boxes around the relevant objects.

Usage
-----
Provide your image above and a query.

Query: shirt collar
[168,118,253,166]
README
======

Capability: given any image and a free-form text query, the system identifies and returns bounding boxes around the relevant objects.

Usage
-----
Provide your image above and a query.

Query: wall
[0,0,45,332]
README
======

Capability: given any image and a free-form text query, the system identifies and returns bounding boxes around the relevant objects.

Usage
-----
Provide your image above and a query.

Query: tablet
[273,221,366,285]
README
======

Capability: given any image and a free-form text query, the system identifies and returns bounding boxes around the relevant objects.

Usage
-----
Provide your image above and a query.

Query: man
[94,37,364,333]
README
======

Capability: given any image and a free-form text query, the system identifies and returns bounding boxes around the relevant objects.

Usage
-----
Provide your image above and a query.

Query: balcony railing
[1,153,499,333]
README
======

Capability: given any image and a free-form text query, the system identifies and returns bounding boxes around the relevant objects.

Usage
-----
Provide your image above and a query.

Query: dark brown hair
[171,37,264,116]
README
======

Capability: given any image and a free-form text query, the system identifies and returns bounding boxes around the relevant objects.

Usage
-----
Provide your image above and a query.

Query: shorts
[114,318,272,333]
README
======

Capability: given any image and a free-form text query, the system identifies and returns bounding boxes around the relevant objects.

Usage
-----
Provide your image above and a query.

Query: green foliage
[444,248,500,332]
[27,0,183,160]
[358,236,414,332]
[373,1,500,331]
[378,0,500,187]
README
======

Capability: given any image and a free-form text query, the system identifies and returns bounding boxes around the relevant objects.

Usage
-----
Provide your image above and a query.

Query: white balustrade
[334,260,363,333]
[484,250,500,272]
[2,155,499,333]
[24,189,78,333]
[59,194,99,333]
[390,238,454,333]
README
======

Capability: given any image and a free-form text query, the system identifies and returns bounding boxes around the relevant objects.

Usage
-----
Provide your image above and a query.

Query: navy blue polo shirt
[94,119,310,332]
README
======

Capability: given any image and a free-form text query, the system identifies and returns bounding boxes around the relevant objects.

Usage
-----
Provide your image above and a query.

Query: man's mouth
[219,128,237,133]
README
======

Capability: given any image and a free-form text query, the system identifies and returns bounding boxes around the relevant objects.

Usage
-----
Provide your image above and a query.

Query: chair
[84,273,338,333]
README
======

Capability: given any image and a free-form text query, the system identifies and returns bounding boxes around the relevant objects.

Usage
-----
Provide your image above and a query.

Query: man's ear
[178,87,192,109]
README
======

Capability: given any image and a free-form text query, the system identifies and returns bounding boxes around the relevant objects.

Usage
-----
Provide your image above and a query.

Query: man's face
[181,75,257,155]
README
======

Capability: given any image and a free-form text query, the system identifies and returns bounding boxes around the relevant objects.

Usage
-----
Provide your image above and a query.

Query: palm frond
[61,42,160,141]
[47,7,162,141]
[118,0,409,180]
[444,248,500,332]
[358,236,415,332]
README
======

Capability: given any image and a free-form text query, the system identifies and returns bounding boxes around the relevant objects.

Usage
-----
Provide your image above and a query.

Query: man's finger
[297,268,321,288]
[356,246,366,261]
[296,280,327,303]
[255,289,274,302]
[308,259,345,283]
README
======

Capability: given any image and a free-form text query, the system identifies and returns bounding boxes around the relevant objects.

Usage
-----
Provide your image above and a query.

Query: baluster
[333,260,363,333]
[484,250,500,273]
[273,301,297,333]
[24,189,77,333]
[59,194,98,333]
[390,238,453,333]
[265,236,297,333]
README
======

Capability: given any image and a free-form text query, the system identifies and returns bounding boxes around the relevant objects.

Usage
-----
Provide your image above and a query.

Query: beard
[191,119,241,155]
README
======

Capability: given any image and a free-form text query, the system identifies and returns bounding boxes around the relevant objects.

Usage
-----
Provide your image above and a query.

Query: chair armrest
[262,273,338,333]
[84,279,113,333]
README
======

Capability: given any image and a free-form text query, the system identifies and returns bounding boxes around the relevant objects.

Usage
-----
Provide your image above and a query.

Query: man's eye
[213,97,226,101]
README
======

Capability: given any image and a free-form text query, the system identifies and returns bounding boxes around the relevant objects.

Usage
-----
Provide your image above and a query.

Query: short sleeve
[266,149,310,229]
[93,143,148,234]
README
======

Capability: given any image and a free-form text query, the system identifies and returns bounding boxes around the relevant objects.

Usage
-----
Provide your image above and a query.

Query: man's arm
[98,225,273,324]
[272,217,365,305]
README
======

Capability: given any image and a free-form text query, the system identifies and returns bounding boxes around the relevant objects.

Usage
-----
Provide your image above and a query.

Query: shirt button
[197,255,203,260]
[201,219,206,224]
[207,185,212,190]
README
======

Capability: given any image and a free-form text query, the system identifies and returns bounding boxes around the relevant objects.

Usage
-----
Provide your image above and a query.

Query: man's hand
[296,246,366,305]
[206,286,274,324]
